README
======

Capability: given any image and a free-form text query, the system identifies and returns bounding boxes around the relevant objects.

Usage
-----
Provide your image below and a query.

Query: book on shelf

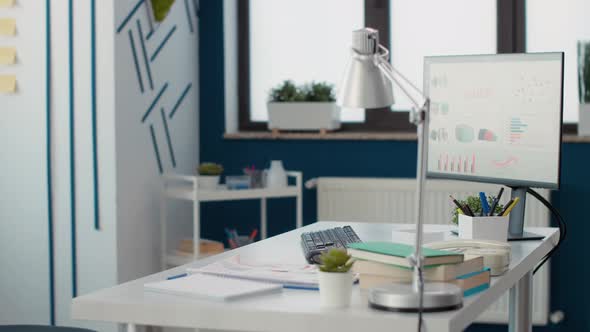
[176,238,225,257]
[359,268,491,297]
[352,256,484,282]
[347,242,463,268]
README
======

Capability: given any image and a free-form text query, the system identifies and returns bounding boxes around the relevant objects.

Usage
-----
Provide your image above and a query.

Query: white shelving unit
[160,171,303,268]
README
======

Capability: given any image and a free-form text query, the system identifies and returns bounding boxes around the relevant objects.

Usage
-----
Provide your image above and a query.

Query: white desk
[72,222,558,332]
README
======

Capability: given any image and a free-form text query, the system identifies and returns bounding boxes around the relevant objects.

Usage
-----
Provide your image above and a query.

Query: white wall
[0,0,199,329]
[49,0,119,330]
[0,0,51,324]
[114,0,200,283]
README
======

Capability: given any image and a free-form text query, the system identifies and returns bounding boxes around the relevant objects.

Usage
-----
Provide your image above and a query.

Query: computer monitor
[424,53,564,190]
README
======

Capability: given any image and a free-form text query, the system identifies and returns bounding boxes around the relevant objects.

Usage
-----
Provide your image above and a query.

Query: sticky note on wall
[0,18,16,36]
[0,75,16,93]
[0,0,15,8]
[0,47,15,64]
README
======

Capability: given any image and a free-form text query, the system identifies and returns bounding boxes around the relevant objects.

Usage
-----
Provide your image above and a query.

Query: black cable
[527,188,566,274]
[417,265,424,332]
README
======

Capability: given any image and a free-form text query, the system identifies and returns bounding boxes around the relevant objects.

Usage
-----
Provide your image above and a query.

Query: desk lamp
[338,28,463,311]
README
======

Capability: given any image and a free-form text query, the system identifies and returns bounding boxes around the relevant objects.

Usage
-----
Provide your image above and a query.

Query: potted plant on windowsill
[197,162,223,190]
[578,41,590,136]
[267,80,341,134]
[318,248,354,308]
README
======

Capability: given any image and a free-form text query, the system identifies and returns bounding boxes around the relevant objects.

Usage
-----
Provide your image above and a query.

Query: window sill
[225,131,414,141]
[224,131,590,143]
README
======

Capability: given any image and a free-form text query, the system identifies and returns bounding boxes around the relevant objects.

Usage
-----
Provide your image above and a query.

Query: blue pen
[283,285,319,291]
[167,273,188,280]
[479,192,490,216]
[224,228,232,237]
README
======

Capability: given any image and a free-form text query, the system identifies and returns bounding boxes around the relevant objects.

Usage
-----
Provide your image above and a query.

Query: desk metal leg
[260,198,267,239]
[296,192,302,229]
[160,192,167,270]
[193,200,200,258]
[509,271,533,332]
[126,323,137,332]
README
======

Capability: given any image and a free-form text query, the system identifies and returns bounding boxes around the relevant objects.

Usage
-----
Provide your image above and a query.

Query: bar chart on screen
[438,153,476,174]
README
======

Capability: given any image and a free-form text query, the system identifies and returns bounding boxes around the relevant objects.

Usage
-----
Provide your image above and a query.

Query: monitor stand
[507,187,544,241]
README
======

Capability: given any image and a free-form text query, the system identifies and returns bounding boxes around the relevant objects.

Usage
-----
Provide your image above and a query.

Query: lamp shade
[337,28,394,109]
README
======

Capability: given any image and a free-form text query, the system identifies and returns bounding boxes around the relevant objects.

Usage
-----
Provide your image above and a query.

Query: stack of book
[348,242,491,297]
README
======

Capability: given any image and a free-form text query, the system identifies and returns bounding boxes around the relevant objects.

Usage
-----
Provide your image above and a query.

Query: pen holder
[458,214,509,242]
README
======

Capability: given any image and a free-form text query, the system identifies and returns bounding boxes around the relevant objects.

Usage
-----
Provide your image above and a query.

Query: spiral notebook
[144,274,282,301]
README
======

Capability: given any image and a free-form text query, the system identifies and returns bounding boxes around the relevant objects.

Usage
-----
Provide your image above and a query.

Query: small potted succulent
[318,248,354,308]
[578,41,590,135]
[267,80,341,132]
[197,162,223,190]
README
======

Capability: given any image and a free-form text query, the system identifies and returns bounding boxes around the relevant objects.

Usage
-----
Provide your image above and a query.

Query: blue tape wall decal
[68,0,78,298]
[142,82,169,122]
[128,29,145,93]
[116,0,145,34]
[149,124,163,174]
[183,0,194,33]
[168,83,192,119]
[136,19,154,90]
[146,28,155,41]
[160,108,176,168]
[91,0,100,231]
[46,0,55,325]
[150,25,177,62]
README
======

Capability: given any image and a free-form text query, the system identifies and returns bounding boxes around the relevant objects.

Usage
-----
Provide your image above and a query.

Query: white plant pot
[318,271,353,308]
[198,175,220,190]
[579,103,590,136]
[458,214,509,242]
[267,102,341,131]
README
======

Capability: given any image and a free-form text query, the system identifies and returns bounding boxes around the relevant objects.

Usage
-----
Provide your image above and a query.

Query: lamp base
[368,282,463,312]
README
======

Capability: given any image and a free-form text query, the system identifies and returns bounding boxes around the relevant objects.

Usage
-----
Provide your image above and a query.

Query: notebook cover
[347,242,463,259]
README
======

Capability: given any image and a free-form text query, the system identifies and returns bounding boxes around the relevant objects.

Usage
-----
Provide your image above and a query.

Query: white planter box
[579,103,590,136]
[267,102,341,131]
[197,175,220,190]
[458,214,509,242]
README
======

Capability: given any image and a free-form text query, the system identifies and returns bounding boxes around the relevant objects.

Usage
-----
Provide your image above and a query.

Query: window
[238,1,514,132]
[389,0,497,111]
[248,0,365,123]
[526,0,590,123]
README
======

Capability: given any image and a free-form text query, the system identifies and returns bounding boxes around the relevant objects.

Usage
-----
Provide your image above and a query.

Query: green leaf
[318,248,353,272]
[151,0,175,22]
[268,80,335,103]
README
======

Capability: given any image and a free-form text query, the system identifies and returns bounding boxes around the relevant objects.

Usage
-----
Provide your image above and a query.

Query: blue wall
[199,1,588,330]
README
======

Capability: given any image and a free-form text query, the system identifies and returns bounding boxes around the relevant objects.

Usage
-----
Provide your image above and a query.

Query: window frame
[238,0,575,134]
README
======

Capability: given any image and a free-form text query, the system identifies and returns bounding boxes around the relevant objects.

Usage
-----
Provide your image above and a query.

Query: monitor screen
[425,53,563,189]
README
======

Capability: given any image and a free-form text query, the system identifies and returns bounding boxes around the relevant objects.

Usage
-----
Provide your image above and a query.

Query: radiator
[314,177,550,325]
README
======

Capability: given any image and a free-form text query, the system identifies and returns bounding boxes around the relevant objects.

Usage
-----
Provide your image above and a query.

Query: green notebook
[347,242,463,268]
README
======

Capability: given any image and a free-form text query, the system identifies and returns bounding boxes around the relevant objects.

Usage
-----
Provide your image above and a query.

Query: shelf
[164,185,300,202]
[165,251,227,267]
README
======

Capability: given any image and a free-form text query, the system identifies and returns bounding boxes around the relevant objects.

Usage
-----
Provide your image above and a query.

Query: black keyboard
[301,226,362,264]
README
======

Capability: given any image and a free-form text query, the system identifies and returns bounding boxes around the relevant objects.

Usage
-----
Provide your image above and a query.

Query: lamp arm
[374,45,428,113]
